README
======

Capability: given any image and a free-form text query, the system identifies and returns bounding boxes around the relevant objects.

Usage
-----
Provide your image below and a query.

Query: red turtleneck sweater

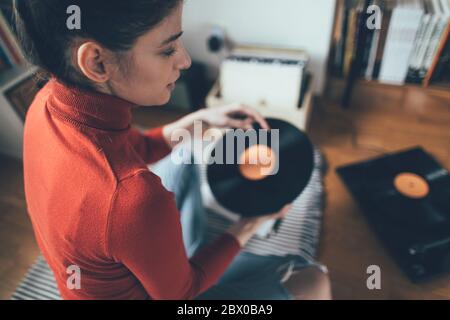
[23,79,241,300]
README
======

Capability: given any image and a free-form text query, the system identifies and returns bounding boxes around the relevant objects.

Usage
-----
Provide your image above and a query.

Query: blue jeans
[151,148,316,300]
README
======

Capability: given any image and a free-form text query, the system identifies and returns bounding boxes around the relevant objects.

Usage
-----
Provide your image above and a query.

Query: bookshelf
[356,77,450,93]
[329,0,450,106]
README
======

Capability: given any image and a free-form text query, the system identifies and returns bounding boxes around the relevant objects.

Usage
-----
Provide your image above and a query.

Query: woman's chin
[140,87,174,107]
[149,92,172,107]
[161,92,172,105]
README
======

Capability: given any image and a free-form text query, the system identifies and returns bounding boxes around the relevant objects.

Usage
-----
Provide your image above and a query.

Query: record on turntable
[206,118,314,217]
[337,147,450,282]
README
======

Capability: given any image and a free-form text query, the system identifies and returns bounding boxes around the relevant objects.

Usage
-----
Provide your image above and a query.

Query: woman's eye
[162,48,177,57]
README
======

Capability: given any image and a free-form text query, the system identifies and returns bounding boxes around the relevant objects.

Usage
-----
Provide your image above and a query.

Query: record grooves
[207,118,314,217]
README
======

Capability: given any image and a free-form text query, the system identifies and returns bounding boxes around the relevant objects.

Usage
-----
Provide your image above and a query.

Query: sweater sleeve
[107,170,242,300]
[127,126,172,165]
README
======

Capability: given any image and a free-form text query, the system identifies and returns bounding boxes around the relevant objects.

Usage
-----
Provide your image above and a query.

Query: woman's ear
[76,42,110,83]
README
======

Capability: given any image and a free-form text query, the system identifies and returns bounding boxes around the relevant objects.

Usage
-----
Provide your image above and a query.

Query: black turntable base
[337,147,450,282]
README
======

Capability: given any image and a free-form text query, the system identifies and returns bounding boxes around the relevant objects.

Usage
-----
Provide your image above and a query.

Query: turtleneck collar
[47,78,138,131]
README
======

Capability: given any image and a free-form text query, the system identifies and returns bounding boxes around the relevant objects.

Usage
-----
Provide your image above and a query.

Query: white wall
[182,0,336,95]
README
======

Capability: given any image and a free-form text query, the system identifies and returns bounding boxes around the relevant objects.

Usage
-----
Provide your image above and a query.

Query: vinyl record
[337,147,450,281]
[207,118,314,217]
[341,148,450,230]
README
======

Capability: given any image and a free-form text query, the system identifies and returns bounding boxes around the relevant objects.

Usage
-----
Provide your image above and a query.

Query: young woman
[16,0,331,300]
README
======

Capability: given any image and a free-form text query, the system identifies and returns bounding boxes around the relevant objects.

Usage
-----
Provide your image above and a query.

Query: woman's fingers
[224,104,270,130]
[270,204,292,219]
[226,117,254,130]
[279,204,292,216]
[240,107,270,130]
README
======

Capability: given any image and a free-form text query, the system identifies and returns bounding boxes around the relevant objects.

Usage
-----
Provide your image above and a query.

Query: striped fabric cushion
[11,150,325,300]
[10,255,61,300]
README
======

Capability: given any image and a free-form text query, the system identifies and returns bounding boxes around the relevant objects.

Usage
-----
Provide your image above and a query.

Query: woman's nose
[177,43,192,71]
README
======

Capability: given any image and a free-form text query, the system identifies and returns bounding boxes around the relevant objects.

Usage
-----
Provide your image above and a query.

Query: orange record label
[394,172,430,199]
[239,145,277,181]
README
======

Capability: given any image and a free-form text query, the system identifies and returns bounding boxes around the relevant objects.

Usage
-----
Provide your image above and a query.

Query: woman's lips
[167,83,176,91]
[167,76,179,91]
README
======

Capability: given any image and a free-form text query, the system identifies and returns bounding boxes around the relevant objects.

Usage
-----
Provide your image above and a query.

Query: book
[373,1,394,79]
[378,1,424,85]
[365,0,384,80]
[406,1,433,83]
[423,0,450,85]
[429,29,450,82]
[331,0,347,76]
[359,1,376,77]
[343,6,359,76]
[405,0,450,84]
[422,1,449,66]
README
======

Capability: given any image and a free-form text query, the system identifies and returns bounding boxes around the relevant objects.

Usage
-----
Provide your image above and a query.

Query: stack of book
[331,0,450,87]
[0,2,27,72]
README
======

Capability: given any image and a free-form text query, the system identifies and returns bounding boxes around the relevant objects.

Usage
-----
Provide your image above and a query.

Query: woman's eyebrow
[159,31,184,47]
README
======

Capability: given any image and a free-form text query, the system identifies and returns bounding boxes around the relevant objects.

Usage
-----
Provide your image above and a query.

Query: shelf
[358,79,450,93]
[328,75,450,98]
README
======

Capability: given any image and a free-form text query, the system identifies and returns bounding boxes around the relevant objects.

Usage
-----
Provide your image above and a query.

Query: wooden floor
[0,154,40,300]
[311,80,450,299]
[0,80,449,300]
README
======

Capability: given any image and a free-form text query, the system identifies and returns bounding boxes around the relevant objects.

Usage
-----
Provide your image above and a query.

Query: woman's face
[105,3,192,106]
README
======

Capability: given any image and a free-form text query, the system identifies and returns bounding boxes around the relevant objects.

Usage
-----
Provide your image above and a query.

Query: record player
[206,45,314,132]
[337,147,450,282]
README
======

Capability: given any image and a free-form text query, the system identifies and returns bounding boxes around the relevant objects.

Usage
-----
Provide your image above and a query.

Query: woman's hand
[162,104,269,148]
[195,103,270,131]
[226,204,292,247]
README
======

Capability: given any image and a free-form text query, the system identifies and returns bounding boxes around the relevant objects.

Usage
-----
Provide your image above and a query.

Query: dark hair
[13,0,182,90]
